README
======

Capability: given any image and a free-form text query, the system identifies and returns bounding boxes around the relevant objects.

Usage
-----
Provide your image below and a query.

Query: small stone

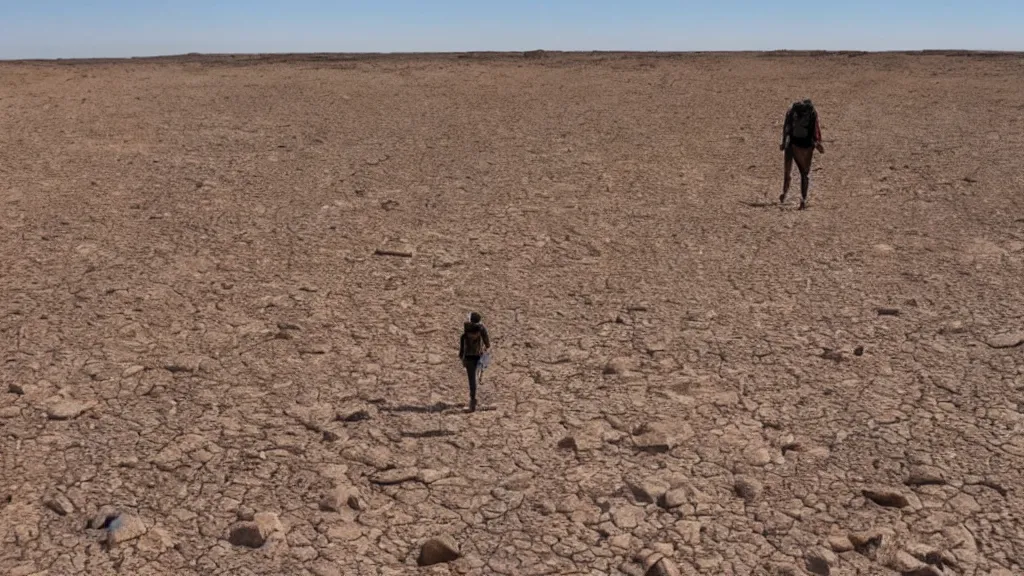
[734,476,763,502]
[228,512,282,548]
[906,465,946,486]
[104,514,147,546]
[644,555,681,576]
[46,399,94,420]
[122,365,145,378]
[416,468,451,484]
[877,307,901,316]
[828,535,854,553]
[863,487,912,508]
[663,488,689,510]
[853,346,865,356]
[426,354,443,365]
[805,551,833,576]
[418,535,461,566]
[164,356,201,373]
[888,550,929,573]
[337,403,374,423]
[320,486,363,512]
[8,383,25,395]
[744,445,772,466]
[371,468,418,485]
[610,504,646,530]
[44,493,75,516]
[137,527,174,555]
[626,477,670,505]
[604,357,633,375]
[986,331,1024,349]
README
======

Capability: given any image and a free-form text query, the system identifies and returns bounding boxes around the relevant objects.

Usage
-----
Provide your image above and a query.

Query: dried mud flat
[1,52,1023,576]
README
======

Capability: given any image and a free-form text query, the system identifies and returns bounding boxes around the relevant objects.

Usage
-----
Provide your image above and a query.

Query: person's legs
[780,146,794,204]
[464,356,479,410]
[793,146,815,209]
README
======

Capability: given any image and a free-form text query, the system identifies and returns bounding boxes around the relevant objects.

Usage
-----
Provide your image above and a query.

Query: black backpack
[790,101,815,140]
[463,323,485,357]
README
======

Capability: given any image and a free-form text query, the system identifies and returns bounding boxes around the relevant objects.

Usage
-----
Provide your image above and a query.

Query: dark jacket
[459,322,490,359]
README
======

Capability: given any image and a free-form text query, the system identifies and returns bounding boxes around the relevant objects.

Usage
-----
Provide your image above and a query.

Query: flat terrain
[1,52,1023,576]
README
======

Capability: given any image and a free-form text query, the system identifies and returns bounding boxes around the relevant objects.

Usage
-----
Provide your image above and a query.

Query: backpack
[463,323,485,357]
[790,101,815,140]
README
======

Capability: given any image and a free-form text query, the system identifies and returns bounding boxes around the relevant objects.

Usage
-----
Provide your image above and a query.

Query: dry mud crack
[2,53,1024,575]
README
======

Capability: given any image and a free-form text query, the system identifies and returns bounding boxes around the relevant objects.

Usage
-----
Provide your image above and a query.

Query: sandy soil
[1,52,1023,576]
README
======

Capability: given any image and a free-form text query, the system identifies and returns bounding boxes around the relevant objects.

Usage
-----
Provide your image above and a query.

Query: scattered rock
[820,348,844,362]
[557,436,579,451]
[877,307,901,316]
[337,403,375,423]
[137,527,174,555]
[228,512,283,548]
[828,535,854,553]
[164,356,201,373]
[604,357,634,375]
[46,399,94,420]
[642,553,681,576]
[122,365,146,378]
[8,382,25,395]
[734,476,763,502]
[416,468,451,484]
[986,331,1024,349]
[104,513,147,546]
[371,468,418,485]
[743,444,772,466]
[850,528,893,557]
[320,486,363,512]
[906,465,946,486]
[626,477,670,505]
[805,551,833,575]
[854,346,865,356]
[863,487,913,508]
[417,535,461,566]
[632,423,690,453]
[43,493,74,516]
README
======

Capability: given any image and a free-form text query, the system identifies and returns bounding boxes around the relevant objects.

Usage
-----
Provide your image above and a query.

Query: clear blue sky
[1,1,1020,59]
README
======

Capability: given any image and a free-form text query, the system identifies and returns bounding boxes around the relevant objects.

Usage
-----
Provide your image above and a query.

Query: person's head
[469,312,482,324]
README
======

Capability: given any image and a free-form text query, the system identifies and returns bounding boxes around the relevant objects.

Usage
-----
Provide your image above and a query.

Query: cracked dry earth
[2,52,1024,576]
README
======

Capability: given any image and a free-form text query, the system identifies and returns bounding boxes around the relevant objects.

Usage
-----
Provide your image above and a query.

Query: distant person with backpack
[779,99,825,210]
[458,312,490,412]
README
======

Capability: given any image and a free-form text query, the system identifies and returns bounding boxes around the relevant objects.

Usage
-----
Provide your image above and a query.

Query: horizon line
[3,48,1023,64]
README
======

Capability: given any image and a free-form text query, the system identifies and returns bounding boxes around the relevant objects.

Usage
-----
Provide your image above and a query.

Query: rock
[850,528,893,556]
[417,535,461,566]
[604,357,634,375]
[8,382,25,395]
[43,493,75,516]
[46,399,94,420]
[426,354,443,365]
[227,512,282,548]
[734,476,763,502]
[610,504,646,530]
[122,365,146,378]
[877,307,901,316]
[986,331,1024,349]
[663,488,689,509]
[164,356,201,373]
[626,477,670,505]
[642,553,681,576]
[828,535,854,553]
[743,444,772,466]
[337,403,374,423]
[371,468,418,485]
[888,550,931,574]
[854,346,865,356]
[632,423,690,453]
[906,466,946,486]
[320,486,363,512]
[416,468,451,484]
[863,487,912,508]
[805,551,833,575]
[104,514,147,546]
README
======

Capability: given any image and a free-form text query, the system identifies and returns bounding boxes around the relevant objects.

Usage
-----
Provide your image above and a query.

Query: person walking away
[779,99,825,210]
[458,312,490,412]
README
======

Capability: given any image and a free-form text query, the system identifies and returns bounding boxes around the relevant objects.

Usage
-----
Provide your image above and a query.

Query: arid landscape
[1,52,1023,576]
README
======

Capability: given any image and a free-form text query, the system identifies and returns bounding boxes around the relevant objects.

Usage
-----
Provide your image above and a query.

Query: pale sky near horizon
[0,1,1021,60]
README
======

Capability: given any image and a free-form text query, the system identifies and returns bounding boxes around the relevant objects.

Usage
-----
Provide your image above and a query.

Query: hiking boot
[799,200,807,210]
[779,193,787,205]
[469,398,477,412]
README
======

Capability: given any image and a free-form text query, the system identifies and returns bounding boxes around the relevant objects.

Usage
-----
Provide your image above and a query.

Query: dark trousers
[463,356,480,401]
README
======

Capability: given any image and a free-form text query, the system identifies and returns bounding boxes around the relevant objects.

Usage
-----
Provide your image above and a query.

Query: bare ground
[1,52,1023,576]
